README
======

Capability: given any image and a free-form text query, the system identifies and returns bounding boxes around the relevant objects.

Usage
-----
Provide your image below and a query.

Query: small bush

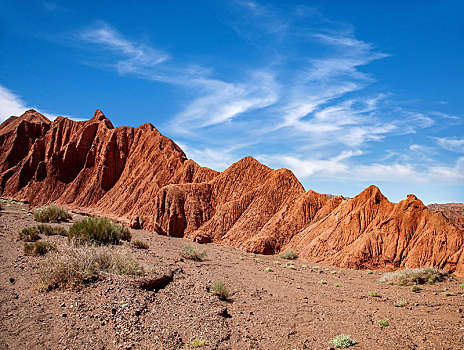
[280,249,298,260]
[265,267,273,272]
[38,246,143,291]
[37,223,68,236]
[302,264,307,269]
[368,291,379,297]
[19,227,41,242]
[34,204,72,223]
[190,338,206,347]
[334,283,341,287]
[68,217,131,245]
[24,242,56,256]
[411,285,421,293]
[394,299,408,307]
[330,334,356,348]
[319,280,327,285]
[132,239,149,249]
[379,268,448,286]
[180,244,207,261]
[378,319,389,327]
[366,270,373,275]
[208,280,230,300]
[459,283,464,288]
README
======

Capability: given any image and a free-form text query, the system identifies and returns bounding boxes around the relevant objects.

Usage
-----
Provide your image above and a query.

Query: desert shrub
[318,280,327,285]
[458,283,464,288]
[180,244,206,261]
[37,223,68,236]
[368,291,379,297]
[366,270,373,275]
[334,283,341,287]
[68,217,131,245]
[280,249,298,260]
[378,319,389,327]
[24,242,56,256]
[379,268,448,286]
[330,334,356,348]
[190,338,206,347]
[38,246,143,290]
[208,280,230,300]
[132,239,149,249]
[19,227,41,242]
[34,204,72,223]
[265,267,273,272]
[411,285,421,293]
[394,299,408,307]
[110,251,144,276]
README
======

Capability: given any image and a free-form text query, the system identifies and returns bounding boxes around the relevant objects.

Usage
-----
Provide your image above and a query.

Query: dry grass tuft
[68,217,131,245]
[180,244,207,261]
[379,268,448,286]
[18,227,41,242]
[24,242,56,256]
[38,246,143,291]
[34,204,72,223]
[279,249,298,260]
[36,223,68,236]
[208,280,230,300]
[132,239,149,249]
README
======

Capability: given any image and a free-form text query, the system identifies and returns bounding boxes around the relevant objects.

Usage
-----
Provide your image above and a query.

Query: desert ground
[1,200,463,350]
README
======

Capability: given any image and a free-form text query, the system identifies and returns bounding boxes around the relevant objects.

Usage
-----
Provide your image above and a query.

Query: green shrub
[38,246,143,291]
[378,319,389,327]
[68,217,131,245]
[411,285,421,293]
[208,280,230,300]
[366,270,373,275]
[34,204,72,223]
[190,338,206,347]
[379,268,448,286]
[330,334,356,348]
[394,299,408,307]
[180,244,207,261]
[280,249,298,260]
[37,223,68,236]
[318,280,327,285]
[459,283,464,288]
[19,227,41,242]
[132,239,149,249]
[265,267,273,272]
[334,283,341,287]
[368,291,379,297]
[24,242,56,256]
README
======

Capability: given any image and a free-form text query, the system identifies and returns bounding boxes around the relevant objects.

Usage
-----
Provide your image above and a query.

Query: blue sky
[1,0,463,204]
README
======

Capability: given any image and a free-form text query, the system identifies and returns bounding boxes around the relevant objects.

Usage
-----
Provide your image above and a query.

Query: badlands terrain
[0,109,464,349]
[1,201,464,350]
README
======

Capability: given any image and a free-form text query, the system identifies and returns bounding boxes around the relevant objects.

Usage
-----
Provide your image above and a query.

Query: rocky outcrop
[428,203,464,230]
[1,109,463,275]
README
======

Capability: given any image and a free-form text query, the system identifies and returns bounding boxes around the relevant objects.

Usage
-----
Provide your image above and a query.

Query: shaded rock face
[1,109,463,275]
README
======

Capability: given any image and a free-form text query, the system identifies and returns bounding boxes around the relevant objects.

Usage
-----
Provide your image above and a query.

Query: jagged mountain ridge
[1,109,463,275]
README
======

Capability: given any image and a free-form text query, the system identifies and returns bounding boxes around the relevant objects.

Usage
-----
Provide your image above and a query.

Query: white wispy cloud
[0,85,29,122]
[67,2,462,198]
[0,84,81,122]
[436,137,464,153]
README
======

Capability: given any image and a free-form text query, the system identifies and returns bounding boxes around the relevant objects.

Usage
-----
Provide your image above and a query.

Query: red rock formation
[428,203,464,230]
[1,109,463,275]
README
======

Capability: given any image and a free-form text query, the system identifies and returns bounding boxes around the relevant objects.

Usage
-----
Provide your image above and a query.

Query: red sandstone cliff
[1,109,463,275]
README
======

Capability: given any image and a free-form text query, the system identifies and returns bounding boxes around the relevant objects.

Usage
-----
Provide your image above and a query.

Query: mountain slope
[1,109,463,275]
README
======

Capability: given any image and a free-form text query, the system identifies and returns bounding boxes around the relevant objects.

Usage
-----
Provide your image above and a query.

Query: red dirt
[0,202,463,349]
[428,203,464,230]
[1,109,463,276]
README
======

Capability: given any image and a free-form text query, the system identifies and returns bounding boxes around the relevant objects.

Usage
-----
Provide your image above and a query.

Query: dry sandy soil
[1,200,463,350]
